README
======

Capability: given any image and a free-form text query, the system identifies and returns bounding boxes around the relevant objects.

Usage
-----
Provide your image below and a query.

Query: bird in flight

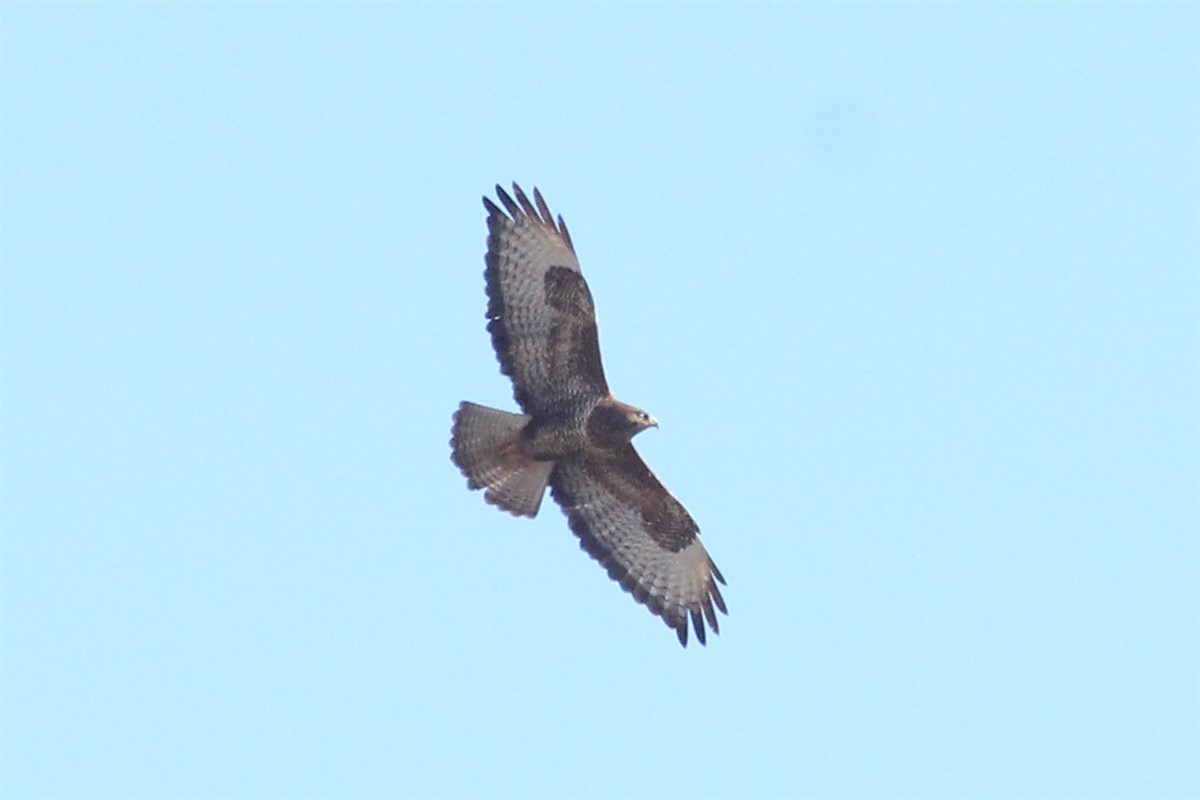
[450,184,726,646]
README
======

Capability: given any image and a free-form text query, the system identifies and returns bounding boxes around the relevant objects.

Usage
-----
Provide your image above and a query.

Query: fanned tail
[450,402,553,518]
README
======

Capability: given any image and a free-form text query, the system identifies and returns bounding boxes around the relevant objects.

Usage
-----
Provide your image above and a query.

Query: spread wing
[549,445,727,646]
[483,184,609,416]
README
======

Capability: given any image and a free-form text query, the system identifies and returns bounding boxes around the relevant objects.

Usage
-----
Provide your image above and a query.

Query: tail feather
[450,402,553,517]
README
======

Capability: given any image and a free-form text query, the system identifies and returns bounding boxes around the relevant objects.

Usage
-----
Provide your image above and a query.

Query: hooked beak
[647,416,659,429]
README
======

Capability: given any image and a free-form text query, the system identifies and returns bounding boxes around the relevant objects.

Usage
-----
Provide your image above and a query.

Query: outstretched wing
[549,446,727,646]
[483,184,609,416]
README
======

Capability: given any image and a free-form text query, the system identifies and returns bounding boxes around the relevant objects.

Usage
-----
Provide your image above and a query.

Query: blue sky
[2,3,1197,799]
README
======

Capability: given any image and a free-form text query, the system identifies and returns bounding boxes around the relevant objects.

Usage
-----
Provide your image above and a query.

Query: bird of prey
[450,184,726,646]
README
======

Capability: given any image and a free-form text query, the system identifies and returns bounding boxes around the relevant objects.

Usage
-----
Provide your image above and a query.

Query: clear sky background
[2,4,1197,799]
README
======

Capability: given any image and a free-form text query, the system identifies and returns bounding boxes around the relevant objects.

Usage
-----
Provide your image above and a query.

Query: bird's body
[450,184,726,646]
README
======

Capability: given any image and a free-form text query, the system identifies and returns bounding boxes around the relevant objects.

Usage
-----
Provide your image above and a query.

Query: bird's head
[625,406,659,435]
[588,400,658,445]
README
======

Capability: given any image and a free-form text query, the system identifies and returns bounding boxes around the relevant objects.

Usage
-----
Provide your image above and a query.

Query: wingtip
[484,183,573,250]
[710,580,728,616]
[533,186,554,225]
[557,214,575,252]
[512,183,540,219]
[495,184,520,217]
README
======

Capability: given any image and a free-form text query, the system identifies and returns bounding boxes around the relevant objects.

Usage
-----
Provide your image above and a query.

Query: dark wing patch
[483,184,607,415]
[549,446,727,646]
[543,267,608,401]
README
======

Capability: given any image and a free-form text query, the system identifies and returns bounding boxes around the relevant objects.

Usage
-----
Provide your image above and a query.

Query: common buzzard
[450,184,727,646]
